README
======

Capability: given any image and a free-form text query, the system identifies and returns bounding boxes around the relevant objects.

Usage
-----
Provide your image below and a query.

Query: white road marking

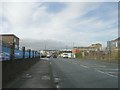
[108,72,117,74]
[103,68,118,71]
[80,65,89,68]
[95,69,118,78]
[95,68,118,71]
[105,73,118,78]
[95,69,105,74]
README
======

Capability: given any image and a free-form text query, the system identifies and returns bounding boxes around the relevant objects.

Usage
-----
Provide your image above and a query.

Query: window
[14,38,17,43]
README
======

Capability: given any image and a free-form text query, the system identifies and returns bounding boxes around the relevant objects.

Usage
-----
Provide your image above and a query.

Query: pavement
[50,57,118,88]
[5,58,55,88]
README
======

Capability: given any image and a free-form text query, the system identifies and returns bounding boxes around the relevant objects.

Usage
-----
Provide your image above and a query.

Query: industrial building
[0,34,20,49]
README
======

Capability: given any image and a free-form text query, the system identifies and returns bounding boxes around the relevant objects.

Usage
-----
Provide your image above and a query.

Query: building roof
[111,37,120,42]
[116,37,120,41]
[0,34,19,39]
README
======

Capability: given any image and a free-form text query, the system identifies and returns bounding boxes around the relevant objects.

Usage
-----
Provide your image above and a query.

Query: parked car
[46,54,51,58]
[40,50,47,58]
[53,54,57,58]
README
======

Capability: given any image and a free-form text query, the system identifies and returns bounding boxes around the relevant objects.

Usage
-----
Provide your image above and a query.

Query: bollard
[10,43,15,63]
[22,47,25,59]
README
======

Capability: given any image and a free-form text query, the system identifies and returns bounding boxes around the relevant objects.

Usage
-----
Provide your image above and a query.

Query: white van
[62,53,68,58]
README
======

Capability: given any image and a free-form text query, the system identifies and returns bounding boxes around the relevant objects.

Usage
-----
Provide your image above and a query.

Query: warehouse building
[0,34,20,49]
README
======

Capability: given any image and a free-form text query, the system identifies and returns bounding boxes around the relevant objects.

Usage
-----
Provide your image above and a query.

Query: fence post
[28,49,31,58]
[35,51,37,57]
[22,47,25,59]
[32,50,34,58]
[10,43,15,63]
[34,51,36,57]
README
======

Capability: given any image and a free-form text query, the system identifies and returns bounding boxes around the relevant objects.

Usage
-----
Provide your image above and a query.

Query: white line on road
[105,73,118,78]
[95,69,118,78]
[108,72,118,74]
[95,69,105,74]
[95,68,118,71]
[80,65,89,68]
[102,68,118,71]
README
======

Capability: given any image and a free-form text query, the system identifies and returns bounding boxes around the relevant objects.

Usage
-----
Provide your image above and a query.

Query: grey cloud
[19,39,68,50]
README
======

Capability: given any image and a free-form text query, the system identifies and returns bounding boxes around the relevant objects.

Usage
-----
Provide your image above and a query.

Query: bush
[75,52,82,59]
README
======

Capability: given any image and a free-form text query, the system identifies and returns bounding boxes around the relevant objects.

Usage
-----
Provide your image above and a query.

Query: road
[4,57,118,88]
[50,57,118,88]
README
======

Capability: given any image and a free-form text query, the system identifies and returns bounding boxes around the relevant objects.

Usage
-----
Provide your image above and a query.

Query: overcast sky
[0,0,118,50]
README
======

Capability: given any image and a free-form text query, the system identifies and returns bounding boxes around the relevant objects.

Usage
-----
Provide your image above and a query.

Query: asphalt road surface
[50,57,118,88]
